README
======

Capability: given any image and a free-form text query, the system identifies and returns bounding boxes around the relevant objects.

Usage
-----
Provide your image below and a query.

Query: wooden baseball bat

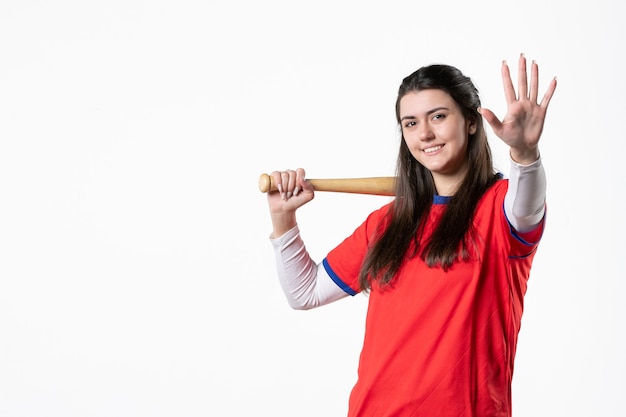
[258,173,396,196]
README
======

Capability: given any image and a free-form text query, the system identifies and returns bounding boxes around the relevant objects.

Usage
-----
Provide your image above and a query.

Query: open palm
[480,54,557,164]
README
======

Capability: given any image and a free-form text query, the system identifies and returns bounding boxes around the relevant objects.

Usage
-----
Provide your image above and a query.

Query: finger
[294,168,306,196]
[278,171,291,199]
[478,107,503,136]
[269,171,284,198]
[518,53,528,100]
[283,170,297,199]
[539,76,558,109]
[501,60,516,104]
[274,170,294,200]
[530,60,539,103]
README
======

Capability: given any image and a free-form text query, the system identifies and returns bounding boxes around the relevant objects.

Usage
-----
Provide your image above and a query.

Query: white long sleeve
[504,155,547,233]
[270,226,349,310]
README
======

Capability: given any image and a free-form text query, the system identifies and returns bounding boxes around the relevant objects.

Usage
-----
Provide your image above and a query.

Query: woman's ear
[469,122,477,135]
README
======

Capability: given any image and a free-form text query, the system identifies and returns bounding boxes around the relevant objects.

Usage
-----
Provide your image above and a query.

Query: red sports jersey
[324,179,544,417]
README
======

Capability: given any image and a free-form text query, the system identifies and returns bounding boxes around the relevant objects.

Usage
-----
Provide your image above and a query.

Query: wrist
[510,147,540,166]
[270,212,297,238]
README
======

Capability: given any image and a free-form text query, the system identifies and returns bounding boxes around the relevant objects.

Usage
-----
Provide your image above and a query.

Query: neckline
[432,172,504,205]
[433,195,451,205]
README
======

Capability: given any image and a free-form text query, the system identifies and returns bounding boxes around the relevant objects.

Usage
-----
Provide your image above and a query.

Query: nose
[418,122,434,142]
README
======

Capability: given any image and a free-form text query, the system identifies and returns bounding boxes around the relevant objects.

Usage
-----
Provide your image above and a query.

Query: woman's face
[399,89,476,194]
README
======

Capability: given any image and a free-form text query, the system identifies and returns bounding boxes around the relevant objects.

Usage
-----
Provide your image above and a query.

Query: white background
[1,1,624,416]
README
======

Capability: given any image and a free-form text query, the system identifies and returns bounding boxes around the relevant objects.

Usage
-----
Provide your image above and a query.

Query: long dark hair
[358,64,499,291]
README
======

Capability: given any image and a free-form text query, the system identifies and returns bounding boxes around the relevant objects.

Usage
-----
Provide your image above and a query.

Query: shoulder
[480,178,509,204]
[491,177,509,195]
[473,179,509,223]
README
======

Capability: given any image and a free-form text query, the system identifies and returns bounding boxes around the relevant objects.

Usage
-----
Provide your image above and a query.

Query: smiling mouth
[423,145,443,154]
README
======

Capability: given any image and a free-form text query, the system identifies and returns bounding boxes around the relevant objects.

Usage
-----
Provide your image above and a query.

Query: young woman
[265,54,557,417]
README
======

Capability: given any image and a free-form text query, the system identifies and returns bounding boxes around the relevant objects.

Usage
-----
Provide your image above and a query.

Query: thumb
[478,107,504,138]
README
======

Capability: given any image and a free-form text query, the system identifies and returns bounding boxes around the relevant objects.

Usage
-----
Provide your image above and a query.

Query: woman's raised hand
[479,54,557,164]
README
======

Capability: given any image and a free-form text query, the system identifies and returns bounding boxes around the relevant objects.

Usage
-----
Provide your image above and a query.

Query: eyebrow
[400,106,449,122]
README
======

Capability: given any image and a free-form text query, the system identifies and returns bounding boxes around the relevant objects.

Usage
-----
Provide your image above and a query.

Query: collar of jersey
[433,195,451,205]
[432,173,503,205]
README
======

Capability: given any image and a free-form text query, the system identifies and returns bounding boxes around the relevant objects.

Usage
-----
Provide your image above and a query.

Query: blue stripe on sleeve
[322,258,357,296]
[503,201,546,259]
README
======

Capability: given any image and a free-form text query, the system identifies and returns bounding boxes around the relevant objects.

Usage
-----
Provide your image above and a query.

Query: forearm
[270,226,348,310]
[504,154,546,233]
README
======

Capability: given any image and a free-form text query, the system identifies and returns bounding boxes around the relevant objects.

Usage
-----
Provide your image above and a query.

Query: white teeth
[424,145,443,153]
